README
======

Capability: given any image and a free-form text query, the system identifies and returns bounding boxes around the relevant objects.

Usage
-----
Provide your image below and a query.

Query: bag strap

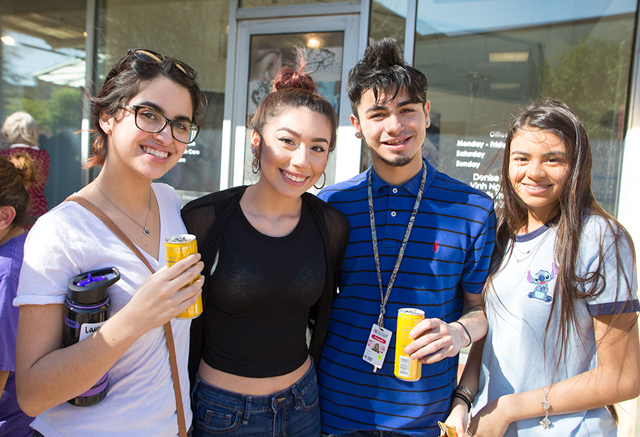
[66,195,188,437]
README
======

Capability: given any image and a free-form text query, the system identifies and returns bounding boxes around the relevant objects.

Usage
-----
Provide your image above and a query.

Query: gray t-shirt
[474,215,639,436]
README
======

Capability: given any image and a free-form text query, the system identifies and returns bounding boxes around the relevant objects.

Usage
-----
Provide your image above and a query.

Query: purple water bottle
[63,267,120,406]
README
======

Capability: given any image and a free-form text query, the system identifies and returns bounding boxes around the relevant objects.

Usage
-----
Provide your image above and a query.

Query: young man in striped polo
[317,37,496,436]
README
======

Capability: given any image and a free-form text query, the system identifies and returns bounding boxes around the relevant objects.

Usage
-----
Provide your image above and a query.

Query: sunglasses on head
[127,48,198,79]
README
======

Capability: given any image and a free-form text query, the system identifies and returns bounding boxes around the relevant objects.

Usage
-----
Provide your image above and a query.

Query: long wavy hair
[489,99,636,419]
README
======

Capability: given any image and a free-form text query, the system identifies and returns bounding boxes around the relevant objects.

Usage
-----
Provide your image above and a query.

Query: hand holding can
[165,234,203,319]
[394,308,425,381]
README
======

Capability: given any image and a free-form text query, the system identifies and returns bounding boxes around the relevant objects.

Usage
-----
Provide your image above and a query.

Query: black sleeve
[306,197,350,366]
[324,205,350,296]
[180,187,244,389]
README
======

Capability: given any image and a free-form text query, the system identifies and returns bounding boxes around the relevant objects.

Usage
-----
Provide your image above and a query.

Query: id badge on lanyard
[361,163,426,372]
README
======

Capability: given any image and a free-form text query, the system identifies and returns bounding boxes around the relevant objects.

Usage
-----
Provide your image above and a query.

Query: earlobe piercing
[355,132,362,139]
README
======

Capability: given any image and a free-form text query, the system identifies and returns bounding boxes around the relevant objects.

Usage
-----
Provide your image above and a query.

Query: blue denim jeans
[322,432,408,437]
[192,363,321,436]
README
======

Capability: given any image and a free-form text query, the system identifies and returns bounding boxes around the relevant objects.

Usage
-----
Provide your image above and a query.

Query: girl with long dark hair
[445,99,639,437]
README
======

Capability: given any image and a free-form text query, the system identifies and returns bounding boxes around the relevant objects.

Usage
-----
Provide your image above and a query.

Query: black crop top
[201,201,325,377]
[182,186,350,386]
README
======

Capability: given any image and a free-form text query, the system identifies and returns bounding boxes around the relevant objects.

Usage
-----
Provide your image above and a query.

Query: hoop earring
[252,154,261,174]
[314,172,326,190]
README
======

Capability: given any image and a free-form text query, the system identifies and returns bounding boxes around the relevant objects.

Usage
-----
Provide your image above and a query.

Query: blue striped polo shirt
[317,159,496,436]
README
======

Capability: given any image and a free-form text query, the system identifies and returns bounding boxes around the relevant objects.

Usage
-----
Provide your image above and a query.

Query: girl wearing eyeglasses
[14,49,205,436]
[182,49,349,437]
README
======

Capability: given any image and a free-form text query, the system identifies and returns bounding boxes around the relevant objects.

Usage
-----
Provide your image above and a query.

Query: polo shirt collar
[370,158,432,196]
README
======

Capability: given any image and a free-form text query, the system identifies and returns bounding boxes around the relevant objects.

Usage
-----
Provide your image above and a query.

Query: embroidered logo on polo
[526,262,558,303]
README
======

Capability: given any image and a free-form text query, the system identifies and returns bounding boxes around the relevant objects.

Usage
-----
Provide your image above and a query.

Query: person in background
[14,49,204,437]
[0,112,50,227]
[317,37,496,436]
[182,49,349,437]
[0,153,37,437]
[446,99,640,437]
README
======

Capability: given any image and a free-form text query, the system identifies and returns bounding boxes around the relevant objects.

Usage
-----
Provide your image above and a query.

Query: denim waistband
[194,360,316,422]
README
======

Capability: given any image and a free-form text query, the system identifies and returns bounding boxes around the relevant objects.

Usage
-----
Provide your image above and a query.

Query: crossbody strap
[66,195,188,437]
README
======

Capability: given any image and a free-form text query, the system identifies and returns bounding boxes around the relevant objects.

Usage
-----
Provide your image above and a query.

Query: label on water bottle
[79,321,107,342]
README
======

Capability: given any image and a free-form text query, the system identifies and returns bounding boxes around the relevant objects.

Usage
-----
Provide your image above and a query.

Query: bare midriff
[197,356,311,396]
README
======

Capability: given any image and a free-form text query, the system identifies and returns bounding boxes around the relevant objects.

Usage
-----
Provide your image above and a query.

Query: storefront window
[96,0,229,204]
[240,0,345,7]
[370,0,407,49]
[413,0,637,215]
[0,0,86,209]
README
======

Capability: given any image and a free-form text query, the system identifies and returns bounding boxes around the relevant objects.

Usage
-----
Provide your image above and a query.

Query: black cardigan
[181,186,349,384]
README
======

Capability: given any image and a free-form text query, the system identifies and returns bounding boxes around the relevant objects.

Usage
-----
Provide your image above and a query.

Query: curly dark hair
[84,50,206,168]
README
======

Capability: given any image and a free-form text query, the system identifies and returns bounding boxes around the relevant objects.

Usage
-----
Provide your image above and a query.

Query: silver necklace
[512,230,550,263]
[95,183,152,236]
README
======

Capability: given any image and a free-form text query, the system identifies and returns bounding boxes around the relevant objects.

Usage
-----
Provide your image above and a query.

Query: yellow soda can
[165,234,202,319]
[394,308,425,381]
[438,422,458,437]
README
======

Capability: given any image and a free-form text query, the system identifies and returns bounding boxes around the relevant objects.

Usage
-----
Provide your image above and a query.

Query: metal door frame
[220,4,365,190]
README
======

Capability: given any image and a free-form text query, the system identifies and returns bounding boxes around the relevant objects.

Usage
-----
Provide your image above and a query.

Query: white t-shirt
[14,183,193,437]
[475,215,639,436]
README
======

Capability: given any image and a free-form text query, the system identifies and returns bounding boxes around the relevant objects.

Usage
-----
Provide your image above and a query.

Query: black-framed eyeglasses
[128,48,198,79]
[121,105,200,144]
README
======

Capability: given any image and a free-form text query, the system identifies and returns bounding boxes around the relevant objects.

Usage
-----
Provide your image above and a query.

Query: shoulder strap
[67,196,154,271]
[65,195,188,437]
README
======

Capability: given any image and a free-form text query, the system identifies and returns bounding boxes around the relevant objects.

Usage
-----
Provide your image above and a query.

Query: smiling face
[100,76,193,182]
[252,107,331,199]
[509,128,570,230]
[351,86,430,184]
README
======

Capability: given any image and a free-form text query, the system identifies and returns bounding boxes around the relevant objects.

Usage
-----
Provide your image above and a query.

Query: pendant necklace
[95,182,152,236]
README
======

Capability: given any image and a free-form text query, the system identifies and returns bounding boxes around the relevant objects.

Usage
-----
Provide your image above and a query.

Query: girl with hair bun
[0,153,37,436]
[182,48,349,437]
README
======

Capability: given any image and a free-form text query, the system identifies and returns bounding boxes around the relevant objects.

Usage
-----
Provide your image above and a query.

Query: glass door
[230,15,360,189]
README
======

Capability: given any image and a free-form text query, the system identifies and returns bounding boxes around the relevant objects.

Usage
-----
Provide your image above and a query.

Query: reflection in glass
[370,0,408,51]
[240,0,345,7]
[244,31,344,185]
[414,0,637,214]
[96,0,230,205]
[0,3,86,209]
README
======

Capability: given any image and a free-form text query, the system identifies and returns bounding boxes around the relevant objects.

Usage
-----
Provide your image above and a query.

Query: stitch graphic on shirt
[433,240,439,253]
[526,263,558,303]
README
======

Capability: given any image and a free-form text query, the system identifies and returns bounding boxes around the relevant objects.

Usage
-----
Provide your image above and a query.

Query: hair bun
[271,47,317,94]
[363,37,405,70]
[9,153,37,188]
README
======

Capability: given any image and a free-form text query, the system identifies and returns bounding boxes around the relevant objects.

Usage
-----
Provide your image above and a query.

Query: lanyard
[368,162,427,329]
